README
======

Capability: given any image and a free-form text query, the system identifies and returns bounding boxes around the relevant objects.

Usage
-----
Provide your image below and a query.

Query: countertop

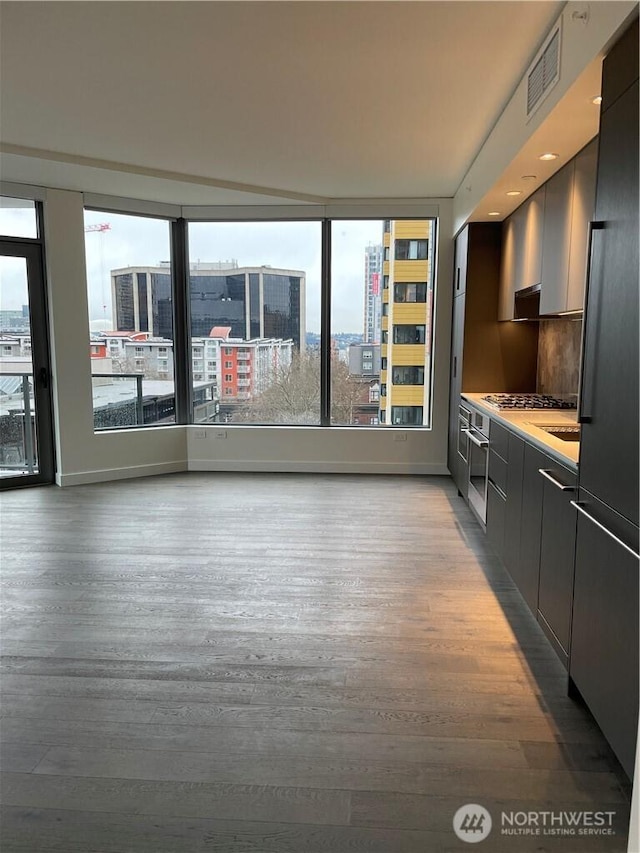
[461,393,579,470]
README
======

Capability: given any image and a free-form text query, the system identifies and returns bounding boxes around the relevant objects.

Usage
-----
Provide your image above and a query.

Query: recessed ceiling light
[592,95,602,105]
[521,175,537,181]
[539,153,559,161]
[506,190,522,197]
[488,211,501,217]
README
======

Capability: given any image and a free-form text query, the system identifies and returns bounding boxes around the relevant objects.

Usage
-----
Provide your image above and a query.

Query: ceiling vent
[526,24,561,119]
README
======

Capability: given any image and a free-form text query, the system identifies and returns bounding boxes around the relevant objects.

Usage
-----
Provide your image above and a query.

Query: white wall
[41,190,453,484]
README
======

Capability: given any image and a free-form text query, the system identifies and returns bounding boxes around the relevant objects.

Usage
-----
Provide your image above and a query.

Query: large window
[81,210,437,430]
[330,220,384,426]
[83,211,175,430]
[188,221,321,425]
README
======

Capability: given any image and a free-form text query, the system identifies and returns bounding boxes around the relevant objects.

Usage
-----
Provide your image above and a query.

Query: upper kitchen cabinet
[499,187,545,320]
[540,139,598,315]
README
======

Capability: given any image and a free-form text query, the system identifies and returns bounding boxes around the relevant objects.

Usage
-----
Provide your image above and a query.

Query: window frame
[82,203,438,431]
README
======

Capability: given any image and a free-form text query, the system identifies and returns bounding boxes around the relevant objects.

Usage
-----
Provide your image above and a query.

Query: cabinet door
[515,444,547,613]
[447,294,465,491]
[566,138,597,312]
[503,433,524,577]
[487,480,506,560]
[498,216,517,321]
[570,500,639,778]
[540,161,574,315]
[537,464,577,666]
[453,226,468,296]
[523,187,545,290]
[579,81,639,526]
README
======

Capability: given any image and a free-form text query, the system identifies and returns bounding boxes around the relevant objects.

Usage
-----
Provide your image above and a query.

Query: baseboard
[56,459,187,487]
[187,459,449,475]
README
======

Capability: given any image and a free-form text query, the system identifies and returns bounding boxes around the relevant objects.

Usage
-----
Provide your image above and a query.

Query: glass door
[0,234,55,487]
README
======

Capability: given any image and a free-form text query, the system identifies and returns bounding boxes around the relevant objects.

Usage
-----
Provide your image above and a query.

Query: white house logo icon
[453,804,493,843]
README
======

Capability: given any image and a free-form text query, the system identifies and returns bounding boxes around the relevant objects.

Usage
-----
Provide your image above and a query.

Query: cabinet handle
[456,267,461,291]
[466,430,489,449]
[538,468,575,491]
[453,356,457,378]
[578,221,605,424]
[571,501,640,560]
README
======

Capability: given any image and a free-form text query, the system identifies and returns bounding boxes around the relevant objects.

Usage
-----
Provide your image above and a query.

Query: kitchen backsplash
[537,318,582,397]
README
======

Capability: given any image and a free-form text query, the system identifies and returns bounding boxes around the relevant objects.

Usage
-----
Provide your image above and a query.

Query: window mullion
[171,218,192,423]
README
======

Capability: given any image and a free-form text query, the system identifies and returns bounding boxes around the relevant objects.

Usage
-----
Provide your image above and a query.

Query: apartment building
[380,219,434,426]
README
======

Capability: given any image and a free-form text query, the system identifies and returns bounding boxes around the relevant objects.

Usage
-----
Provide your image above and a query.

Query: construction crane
[84,223,111,322]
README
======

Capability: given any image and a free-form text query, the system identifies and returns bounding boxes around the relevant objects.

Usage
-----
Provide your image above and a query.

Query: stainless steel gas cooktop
[482,394,577,410]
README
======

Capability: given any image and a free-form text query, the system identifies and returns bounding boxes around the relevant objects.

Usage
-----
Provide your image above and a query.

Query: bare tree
[233,349,364,424]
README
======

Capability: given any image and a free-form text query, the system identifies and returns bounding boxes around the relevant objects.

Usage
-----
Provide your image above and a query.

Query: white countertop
[461,393,579,469]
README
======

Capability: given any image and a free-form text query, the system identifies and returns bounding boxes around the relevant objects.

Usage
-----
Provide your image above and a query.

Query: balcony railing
[0,372,36,477]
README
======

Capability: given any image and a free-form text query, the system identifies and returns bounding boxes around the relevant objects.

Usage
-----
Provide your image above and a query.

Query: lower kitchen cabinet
[515,443,547,613]
[486,480,506,559]
[569,497,639,779]
[537,462,578,668]
[503,432,524,577]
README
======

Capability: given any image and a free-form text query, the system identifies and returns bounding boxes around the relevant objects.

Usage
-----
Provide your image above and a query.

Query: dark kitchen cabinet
[571,18,639,779]
[503,432,524,578]
[447,224,537,487]
[514,443,548,613]
[486,480,506,559]
[578,79,639,525]
[448,294,465,493]
[570,493,639,779]
[537,462,578,668]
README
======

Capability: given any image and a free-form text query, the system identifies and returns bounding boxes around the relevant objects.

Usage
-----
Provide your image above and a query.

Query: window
[391,405,423,425]
[383,275,389,290]
[380,383,387,397]
[0,197,38,239]
[84,210,175,430]
[395,239,428,260]
[224,374,233,382]
[381,357,387,370]
[384,246,390,261]
[381,330,388,343]
[188,220,320,424]
[382,303,389,316]
[394,282,427,303]
[158,347,167,354]
[392,366,424,385]
[393,324,426,344]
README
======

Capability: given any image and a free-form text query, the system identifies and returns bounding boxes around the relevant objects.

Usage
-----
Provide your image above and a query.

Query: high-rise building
[363,243,383,344]
[112,262,306,350]
[379,220,435,426]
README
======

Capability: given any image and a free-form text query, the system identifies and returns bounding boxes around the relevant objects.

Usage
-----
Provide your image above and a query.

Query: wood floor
[0,473,631,852]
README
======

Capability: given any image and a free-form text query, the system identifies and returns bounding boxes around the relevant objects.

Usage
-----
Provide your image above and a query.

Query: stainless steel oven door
[458,405,471,463]
[467,427,489,524]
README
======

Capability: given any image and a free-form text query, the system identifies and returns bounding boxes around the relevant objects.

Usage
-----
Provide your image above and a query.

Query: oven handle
[464,429,489,449]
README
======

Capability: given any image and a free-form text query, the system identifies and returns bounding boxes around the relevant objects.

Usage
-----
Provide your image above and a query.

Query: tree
[233,349,366,424]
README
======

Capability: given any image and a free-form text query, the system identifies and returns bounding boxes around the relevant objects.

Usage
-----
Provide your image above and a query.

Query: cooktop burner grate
[482,394,577,410]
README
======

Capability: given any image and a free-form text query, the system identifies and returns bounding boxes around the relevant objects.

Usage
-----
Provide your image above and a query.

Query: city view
[0,204,436,473]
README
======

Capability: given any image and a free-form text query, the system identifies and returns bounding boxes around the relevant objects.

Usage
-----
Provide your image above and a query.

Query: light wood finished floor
[0,473,631,852]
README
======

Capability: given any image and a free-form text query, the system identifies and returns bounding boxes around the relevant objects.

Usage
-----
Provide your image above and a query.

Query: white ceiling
[0,1,565,204]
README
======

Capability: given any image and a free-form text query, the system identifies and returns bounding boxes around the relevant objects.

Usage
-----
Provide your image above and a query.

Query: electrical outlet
[394,431,408,442]
[193,429,206,440]
[215,430,227,439]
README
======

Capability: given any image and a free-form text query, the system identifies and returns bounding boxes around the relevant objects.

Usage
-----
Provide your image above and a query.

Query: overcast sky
[1,202,382,335]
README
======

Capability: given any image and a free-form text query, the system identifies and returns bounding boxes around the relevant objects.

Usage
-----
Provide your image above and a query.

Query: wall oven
[465,407,490,526]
